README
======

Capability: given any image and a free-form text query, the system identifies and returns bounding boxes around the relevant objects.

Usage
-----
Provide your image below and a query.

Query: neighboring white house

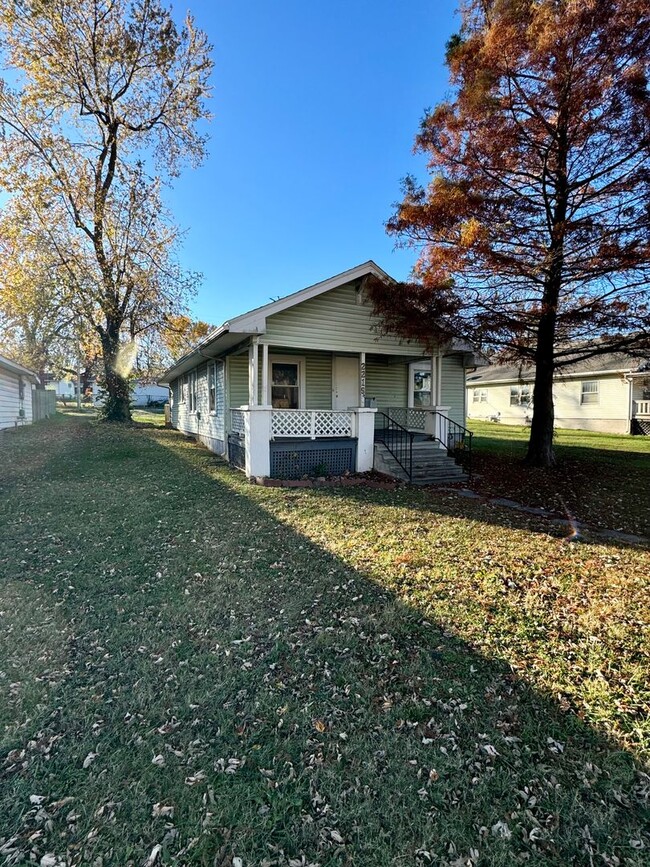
[467,351,650,435]
[46,378,168,406]
[0,354,39,430]
[160,261,478,482]
[130,382,169,406]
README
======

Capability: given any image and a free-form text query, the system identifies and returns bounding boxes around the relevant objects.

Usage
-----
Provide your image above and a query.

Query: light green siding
[366,360,407,406]
[264,282,427,355]
[228,354,248,408]
[441,355,466,426]
[305,351,332,409]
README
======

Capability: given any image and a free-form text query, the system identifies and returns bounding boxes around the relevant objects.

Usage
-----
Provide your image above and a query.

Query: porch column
[261,342,269,406]
[248,338,259,406]
[355,407,377,472]
[359,351,366,406]
[435,351,443,404]
[424,405,451,449]
[244,406,271,477]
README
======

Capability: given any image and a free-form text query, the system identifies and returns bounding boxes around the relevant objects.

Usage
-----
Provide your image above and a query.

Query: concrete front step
[374,442,466,485]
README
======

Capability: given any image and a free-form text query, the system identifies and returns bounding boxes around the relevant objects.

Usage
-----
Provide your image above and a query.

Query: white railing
[271,409,354,439]
[634,400,650,417]
[231,408,246,436]
[380,406,427,430]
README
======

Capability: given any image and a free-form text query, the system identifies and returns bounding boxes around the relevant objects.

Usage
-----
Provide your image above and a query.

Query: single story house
[161,261,478,482]
[0,354,40,430]
[467,351,650,435]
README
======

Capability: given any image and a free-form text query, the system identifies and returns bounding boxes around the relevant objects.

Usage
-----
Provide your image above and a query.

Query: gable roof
[0,354,40,383]
[160,261,395,382]
[467,349,650,385]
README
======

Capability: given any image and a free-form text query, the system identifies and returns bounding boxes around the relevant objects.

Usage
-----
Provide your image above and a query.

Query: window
[271,361,299,409]
[188,371,197,412]
[409,360,435,408]
[581,380,599,405]
[180,375,187,404]
[413,369,432,408]
[18,377,25,401]
[473,388,487,403]
[208,361,225,416]
[208,363,216,412]
[510,385,532,406]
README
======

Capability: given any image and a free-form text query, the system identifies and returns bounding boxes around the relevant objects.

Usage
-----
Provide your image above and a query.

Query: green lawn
[1,416,648,866]
[468,421,650,536]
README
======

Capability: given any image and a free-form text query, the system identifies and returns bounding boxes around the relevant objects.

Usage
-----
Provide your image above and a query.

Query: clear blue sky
[168,0,459,325]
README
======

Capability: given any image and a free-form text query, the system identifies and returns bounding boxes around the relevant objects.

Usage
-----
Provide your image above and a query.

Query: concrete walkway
[439,486,649,547]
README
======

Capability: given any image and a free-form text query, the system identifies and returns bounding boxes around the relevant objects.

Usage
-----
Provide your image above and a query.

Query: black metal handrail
[374,411,414,480]
[430,411,473,478]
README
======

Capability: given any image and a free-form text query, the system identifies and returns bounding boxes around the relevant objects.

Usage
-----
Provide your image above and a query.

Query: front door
[332,356,359,409]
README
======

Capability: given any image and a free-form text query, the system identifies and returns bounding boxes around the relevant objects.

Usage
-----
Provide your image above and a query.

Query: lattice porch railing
[379,407,427,430]
[230,408,246,436]
[271,409,354,439]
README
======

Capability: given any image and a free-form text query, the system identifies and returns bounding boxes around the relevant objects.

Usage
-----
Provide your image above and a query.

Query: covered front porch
[227,338,462,479]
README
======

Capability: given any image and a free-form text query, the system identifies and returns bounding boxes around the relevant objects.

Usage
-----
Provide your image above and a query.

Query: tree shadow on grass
[0,419,648,867]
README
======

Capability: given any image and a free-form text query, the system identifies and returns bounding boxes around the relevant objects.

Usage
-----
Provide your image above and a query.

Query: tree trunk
[525,82,570,469]
[100,327,131,422]
[525,347,555,466]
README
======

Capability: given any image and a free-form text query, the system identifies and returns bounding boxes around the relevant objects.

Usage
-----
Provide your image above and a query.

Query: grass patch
[1,416,648,866]
[468,421,650,536]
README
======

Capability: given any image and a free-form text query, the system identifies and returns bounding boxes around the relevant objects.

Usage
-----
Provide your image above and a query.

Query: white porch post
[355,407,376,472]
[424,405,451,449]
[244,406,271,477]
[359,351,366,407]
[262,342,269,406]
[436,350,443,404]
[248,338,259,406]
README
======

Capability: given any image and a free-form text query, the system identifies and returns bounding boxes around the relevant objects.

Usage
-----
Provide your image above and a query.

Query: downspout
[625,374,633,434]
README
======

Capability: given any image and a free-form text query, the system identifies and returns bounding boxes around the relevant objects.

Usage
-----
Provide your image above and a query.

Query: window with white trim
[18,377,25,401]
[188,371,197,412]
[510,384,532,406]
[208,361,225,417]
[271,361,300,409]
[208,363,216,412]
[409,360,435,408]
[580,380,599,405]
[472,388,487,403]
[180,375,187,404]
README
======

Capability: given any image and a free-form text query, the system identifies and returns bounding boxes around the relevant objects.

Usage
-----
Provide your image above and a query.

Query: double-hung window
[271,361,300,409]
[581,380,599,405]
[208,363,216,413]
[188,371,197,412]
[510,385,532,406]
[473,388,487,403]
[412,369,432,408]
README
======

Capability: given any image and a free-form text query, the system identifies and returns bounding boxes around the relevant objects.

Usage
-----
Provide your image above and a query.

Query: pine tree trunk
[100,328,131,422]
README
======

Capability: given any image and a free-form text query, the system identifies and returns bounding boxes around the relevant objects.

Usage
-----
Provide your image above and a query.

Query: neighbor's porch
[226,339,455,478]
